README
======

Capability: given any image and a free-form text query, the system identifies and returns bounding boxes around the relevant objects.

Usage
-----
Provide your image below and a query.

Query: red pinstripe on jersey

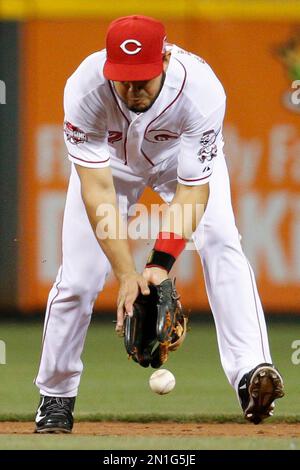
[143,59,187,141]
[68,153,110,165]
[177,173,212,183]
[108,81,130,165]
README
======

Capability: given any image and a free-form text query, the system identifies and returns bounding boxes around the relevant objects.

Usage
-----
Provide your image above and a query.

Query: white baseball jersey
[36,43,272,401]
[63,45,226,186]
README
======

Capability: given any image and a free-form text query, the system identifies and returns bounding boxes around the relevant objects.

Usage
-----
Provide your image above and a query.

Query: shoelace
[43,398,73,417]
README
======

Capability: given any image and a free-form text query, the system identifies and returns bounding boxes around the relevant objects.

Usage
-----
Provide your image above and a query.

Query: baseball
[149,369,176,395]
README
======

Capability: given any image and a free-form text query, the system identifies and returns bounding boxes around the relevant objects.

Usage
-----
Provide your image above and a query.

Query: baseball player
[34,15,284,433]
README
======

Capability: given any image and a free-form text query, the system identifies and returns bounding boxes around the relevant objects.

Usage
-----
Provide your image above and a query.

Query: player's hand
[142,267,169,286]
[116,272,150,335]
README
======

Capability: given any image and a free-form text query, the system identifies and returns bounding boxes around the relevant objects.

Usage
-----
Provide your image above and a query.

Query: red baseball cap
[103,15,166,81]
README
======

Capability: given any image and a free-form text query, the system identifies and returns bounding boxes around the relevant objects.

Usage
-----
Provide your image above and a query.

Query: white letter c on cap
[120,39,142,55]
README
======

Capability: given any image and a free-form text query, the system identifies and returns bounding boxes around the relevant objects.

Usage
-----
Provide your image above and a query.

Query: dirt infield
[0,422,299,437]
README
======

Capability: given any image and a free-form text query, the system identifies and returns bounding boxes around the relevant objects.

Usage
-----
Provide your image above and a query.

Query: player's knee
[65,279,97,299]
[65,263,111,299]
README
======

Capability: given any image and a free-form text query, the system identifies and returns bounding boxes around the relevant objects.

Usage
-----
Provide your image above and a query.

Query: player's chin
[128,101,152,113]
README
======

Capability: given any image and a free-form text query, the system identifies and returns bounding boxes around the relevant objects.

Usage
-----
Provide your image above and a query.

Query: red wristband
[146,232,186,272]
[154,232,186,258]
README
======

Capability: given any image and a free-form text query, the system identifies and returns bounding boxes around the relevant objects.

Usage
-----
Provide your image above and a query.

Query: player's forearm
[144,183,209,279]
[101,237,137,281]
[82,188,136,279]
[75,165,136,280]
[161,182,209,240]
[83,189,135,279]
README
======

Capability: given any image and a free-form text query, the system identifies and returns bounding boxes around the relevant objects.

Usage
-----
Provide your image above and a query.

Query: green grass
[0,435,299,450]
[0,318,299,449]
[0,318,299,421]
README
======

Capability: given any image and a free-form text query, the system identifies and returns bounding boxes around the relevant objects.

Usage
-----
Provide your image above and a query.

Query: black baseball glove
[124,279,188,368]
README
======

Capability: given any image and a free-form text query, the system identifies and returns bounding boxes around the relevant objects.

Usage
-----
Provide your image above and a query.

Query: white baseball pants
[35,153,272,397]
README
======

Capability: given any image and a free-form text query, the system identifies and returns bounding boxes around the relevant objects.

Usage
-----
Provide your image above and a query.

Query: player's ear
[163,51,171,71]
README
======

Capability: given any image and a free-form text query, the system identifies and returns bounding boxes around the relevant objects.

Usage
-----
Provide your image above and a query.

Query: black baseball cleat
[35,396,76,433]
[238,363,284,425]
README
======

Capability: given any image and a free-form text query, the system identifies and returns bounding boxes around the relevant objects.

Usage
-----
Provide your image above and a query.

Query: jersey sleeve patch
[197,128,219,163]
[64,121,88,145]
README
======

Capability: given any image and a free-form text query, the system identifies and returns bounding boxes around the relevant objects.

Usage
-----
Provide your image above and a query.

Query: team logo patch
[64,121,88,145]
[120,39,142,55]
[145,130,180,143]
[108,131,123,144]
[200,129,217,147]
[197,129,218,163]
[198,144,217,163]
